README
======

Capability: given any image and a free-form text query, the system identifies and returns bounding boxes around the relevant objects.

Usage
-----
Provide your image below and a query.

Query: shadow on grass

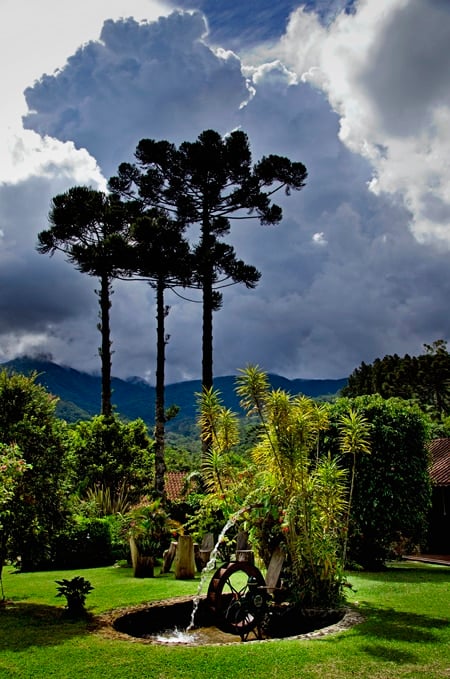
[359,643,418,664]
[0,602,89,651]
[323,604,450,667]
[356,605,449,643]
[352,565,450,584]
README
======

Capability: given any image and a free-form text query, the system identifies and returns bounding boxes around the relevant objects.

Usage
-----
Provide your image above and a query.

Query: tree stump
[265,546,285,593]
[236,549,254,564]
[174,535,196,579]
[162,541,178,573]
[197,532,215,571]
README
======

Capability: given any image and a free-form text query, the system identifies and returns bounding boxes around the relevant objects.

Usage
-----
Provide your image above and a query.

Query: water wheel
[206,561,268,640]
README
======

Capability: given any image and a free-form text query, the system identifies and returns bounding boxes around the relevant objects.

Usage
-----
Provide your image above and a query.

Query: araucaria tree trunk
[98,273,113,418]
[154,278,167,497]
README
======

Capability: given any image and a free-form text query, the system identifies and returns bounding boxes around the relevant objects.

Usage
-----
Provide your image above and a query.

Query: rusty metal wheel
[206,561,267,639]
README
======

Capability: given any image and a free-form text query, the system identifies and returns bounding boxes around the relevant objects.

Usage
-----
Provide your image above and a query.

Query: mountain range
[0,356,347,430]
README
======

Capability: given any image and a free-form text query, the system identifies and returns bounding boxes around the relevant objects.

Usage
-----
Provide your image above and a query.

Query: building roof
[165,471,188,501]
[429,438,450,487]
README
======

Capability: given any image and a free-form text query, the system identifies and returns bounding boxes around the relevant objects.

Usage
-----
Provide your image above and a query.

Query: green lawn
[1,562,449,679]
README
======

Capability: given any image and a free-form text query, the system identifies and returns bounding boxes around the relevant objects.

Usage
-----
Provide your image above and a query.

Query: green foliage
[191,366,353,608]
[197,387,241,493]
[84,483,131,517]
[338,409,372,565]
[52,516,115,569]
[0,444,31,529]
[0,369,72,571]
[124,498,172,557]
[343,339,450,417]
[55,576,94,617]
[236,367,349,608]
[69,415,154,501]
[327,395,432,569]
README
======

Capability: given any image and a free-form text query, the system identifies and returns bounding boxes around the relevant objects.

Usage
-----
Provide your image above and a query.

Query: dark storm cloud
[5,4,450,383]
[0,177,93,335]
[359,0,450,136]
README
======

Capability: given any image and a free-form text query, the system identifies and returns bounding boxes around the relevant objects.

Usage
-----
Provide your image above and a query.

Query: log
[197,532,215,571]
[265,546,285,593]
[236,549,254,565]
[174,535,196,579]
[162,541,178,573]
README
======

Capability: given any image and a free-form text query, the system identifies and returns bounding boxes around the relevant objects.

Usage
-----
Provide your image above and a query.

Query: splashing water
[152,627,198,644]
[187,507,248,631]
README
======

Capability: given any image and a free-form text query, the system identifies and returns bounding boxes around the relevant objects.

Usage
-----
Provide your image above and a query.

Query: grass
[0,561,449,678]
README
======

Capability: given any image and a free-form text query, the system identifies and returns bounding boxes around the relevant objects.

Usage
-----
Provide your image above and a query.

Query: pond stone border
[92,595,364,646]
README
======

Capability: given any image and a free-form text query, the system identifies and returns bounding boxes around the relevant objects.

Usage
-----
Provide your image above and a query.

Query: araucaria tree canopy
[109,128,308,394]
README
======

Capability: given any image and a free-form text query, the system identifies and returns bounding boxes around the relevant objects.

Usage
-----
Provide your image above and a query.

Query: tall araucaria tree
[109,129,308,395]
[117,209,192,497]
[37,186,130,417]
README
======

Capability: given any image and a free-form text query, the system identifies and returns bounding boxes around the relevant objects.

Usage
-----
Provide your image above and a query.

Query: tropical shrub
[195,367,367,609]
[235,367,350,608]
[52,516,114,569]
[124,498,172,558]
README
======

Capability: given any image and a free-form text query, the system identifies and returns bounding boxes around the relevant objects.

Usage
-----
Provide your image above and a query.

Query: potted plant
[125,498,171,577]
[55,576,94,617]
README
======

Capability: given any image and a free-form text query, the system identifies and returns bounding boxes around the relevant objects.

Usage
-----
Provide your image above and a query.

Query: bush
[69,415,154,502]
[327,395,432,569]
[52,517,115,569]
[0,370,72,571]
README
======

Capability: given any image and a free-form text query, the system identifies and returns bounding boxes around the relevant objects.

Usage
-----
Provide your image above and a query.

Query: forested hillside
[0,356,347,430]
[343,339,450,416]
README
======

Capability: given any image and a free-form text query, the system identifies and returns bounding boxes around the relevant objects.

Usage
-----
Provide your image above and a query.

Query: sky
[1,0,450,384]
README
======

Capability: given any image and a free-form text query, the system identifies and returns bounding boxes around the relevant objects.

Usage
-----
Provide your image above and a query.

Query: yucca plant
[236,365,349,608]
[85,482,130,516]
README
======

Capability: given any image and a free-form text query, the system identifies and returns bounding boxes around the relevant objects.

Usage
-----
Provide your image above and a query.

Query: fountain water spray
[187,504,252,631]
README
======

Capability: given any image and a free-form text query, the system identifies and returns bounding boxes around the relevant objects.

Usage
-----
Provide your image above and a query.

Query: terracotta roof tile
[429,438,450,487]
[165,471,187,501]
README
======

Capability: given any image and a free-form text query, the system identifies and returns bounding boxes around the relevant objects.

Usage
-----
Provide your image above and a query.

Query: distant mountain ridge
[0,356,347,428]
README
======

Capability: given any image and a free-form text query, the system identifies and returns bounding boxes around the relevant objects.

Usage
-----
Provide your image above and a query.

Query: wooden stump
[236,549,254,565]
[162,541,178,573]
[174,535,196,579]
[265,545,285,593]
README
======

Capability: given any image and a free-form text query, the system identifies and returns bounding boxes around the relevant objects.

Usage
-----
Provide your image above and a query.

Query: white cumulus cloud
[280,0,450,247]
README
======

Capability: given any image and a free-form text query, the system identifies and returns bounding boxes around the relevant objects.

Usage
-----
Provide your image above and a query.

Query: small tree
[338,409,371,566]
[0,370,71,571]
[195,366,352,609]
[0,444,31,595]
[236,366,348,608]
[69,414,154,502]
